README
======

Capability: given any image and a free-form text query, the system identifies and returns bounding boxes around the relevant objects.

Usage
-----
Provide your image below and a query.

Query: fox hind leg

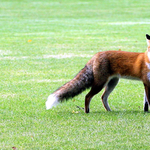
[85,82,105,113]
[101,77,119,111]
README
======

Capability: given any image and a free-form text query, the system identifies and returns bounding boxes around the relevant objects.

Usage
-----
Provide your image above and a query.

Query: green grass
[1,0,150,149]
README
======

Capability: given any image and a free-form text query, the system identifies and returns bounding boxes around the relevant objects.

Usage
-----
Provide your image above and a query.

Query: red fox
[46,34,150,113]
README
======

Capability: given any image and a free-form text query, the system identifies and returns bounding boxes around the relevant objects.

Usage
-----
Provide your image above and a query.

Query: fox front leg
[144,84,150,112]
[144,91,149,112]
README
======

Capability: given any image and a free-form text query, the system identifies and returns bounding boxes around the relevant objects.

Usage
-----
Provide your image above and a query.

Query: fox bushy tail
[46,65,94,110]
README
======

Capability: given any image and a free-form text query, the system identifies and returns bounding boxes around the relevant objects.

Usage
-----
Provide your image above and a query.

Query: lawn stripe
[18,79,70,83]
[0,54,92,60]
[108,21,150,25]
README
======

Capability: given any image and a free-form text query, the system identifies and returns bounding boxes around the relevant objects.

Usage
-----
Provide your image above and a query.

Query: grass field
[1,0,150,149]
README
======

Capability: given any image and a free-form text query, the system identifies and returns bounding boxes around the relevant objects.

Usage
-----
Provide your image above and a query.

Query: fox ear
[146,34,150,46]
[146,34,150,40]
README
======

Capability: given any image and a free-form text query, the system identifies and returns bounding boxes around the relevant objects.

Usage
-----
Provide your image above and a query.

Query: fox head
[145,34,150,64]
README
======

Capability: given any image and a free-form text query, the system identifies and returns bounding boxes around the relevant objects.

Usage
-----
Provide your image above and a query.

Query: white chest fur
[147,72,150,81]
[146,62,150,70]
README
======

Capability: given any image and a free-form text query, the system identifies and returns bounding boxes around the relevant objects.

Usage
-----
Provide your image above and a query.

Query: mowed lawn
[1,0,150,149]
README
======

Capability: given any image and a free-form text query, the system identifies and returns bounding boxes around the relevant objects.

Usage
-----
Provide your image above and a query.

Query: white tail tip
[46,94,59,110]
